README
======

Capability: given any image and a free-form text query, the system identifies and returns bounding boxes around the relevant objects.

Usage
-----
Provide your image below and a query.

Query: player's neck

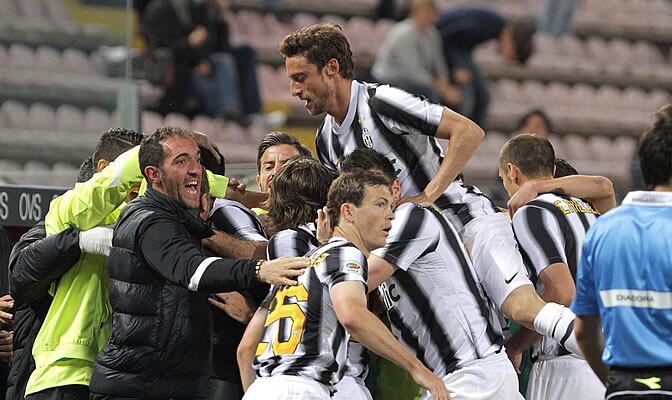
[653,183,672,192]
[330,79,353,125]
[333,225,370,257]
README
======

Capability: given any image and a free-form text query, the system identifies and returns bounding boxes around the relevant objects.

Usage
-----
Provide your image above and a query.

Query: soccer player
[573,105,672,399]
[498,134,605,400]
[279,22,580,356]
[341,148,522,400]
[239,171,450,400]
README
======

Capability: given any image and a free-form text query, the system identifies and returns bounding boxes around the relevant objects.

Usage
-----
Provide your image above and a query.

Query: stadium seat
[55,104,85,132]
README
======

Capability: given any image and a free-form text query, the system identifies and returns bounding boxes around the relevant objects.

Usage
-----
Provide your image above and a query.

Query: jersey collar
[623,191,672,207]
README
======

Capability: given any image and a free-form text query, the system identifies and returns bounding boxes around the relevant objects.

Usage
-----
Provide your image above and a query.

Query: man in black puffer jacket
[89,127,308,400]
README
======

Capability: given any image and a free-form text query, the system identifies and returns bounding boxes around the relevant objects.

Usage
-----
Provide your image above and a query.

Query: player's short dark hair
[512,23,534,65]
[279,22,355,80]
[326,171,391,227]
[92,127,144,165]
[267,156,336,232]
[639,104,672,188]
[76,157,95,183]
[139,126,194,184]
[553,159,578,178]
[340,148,397,181]
[516,108,553,134]
[499,133,555,178]
[256,131,312,173]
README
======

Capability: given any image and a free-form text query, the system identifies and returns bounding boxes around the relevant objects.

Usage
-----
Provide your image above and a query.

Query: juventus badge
[362,128,374,148]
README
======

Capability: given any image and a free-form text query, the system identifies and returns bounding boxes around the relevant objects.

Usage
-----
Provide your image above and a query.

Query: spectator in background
[437,7,534,126]
[372,0,461,108]
[537,0,579,38]
[515,108,553,138]
[0,226,12,399]
[573,105,672,399]
[142,0,278,126]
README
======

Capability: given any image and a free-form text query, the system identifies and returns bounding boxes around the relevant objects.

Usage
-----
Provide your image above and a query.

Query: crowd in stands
[0,1,671,399]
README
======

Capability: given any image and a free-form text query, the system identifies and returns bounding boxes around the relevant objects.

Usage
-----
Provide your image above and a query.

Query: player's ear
[325,58,340,77]
[506,163,519,184]
[340,202,354,223]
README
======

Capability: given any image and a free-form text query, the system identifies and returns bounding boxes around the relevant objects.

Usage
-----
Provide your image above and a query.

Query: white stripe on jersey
[315,80,498,232]
[209,198,267,241]
[512,192,598,359]
[254,238,367,387]
[266,224,369,380]
[372,203,503,378]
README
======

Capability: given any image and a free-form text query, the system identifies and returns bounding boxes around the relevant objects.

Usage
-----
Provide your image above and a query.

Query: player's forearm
[237,308,267,391]
[203,231,267,259]
[425,111,484,202]
[505,326,542,356]
[342,306,426,377]
[535,176,616,214]
[575,315,608,383]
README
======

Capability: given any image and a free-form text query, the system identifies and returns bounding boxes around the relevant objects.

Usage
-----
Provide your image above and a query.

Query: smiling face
[256,144,302,193]
[286,55,334,116]
[350,184,395,251]
[156,135,203,209]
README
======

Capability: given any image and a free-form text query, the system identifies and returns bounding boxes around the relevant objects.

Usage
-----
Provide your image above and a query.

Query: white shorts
[422,352,523,400]
[527,356,606,400]
[460,213,532,309]
[243,375,332,400]
[333,376,372,400]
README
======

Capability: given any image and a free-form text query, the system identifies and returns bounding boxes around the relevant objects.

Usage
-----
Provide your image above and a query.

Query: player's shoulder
[210,198,253,217]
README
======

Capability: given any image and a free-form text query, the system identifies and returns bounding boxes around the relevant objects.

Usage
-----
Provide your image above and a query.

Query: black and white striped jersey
[209,198,267,241]
[512,192,599,359]
[315,80,499,231]
[267,223,320,260]
[372,203,503,378]
[254,237,368,387]
[266,224,369,381]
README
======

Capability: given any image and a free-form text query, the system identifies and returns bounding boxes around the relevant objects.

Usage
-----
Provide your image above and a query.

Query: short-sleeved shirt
[316,80,499,232]
[571,191,672,367]
[373,203,503,377]
[512,193,598,359]
[267,223,369,381]
[254,237,368,387]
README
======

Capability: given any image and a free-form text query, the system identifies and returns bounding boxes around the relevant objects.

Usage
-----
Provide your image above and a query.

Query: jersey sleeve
[512,205,567,276]
[369,85,444,137]
[372,205,437,271]
[210,200,267,242]
[571,229,599,316]
[317,246,368,291]
[45,146,143,235]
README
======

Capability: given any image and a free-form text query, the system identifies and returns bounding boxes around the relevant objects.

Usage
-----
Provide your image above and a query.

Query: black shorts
[607,366,672,399]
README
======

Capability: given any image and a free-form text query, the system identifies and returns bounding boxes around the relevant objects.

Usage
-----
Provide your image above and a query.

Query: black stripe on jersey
[527,200,580,278]
[513,230,539,285]
[521,205,568,270]
[430,208,504,351]
[352,109,366,148]
[315,119,340,172]
[387,306,429,366]
[321,322,346,385]
[384,206,437,262]
[268,228,320,259]
[210,204,265,239]
[370,93,439,136]
[394,270,460,373]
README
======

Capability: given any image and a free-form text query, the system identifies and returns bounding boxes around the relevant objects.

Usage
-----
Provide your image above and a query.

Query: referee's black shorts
[607,366,672,399]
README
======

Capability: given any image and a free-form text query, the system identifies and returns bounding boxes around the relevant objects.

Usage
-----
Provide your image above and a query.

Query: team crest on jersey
[362,128,374,148]
[345,261,363,275]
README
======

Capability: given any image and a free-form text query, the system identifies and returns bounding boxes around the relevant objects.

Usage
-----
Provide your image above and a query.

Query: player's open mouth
[185,180,199,195]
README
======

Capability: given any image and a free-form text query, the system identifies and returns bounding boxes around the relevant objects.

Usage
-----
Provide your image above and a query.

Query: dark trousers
[230,45,262,115]
[607,367,672,399]
[26,385,89,400]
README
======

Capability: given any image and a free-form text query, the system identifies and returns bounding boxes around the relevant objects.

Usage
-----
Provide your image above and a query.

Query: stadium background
[0,0,670,237]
